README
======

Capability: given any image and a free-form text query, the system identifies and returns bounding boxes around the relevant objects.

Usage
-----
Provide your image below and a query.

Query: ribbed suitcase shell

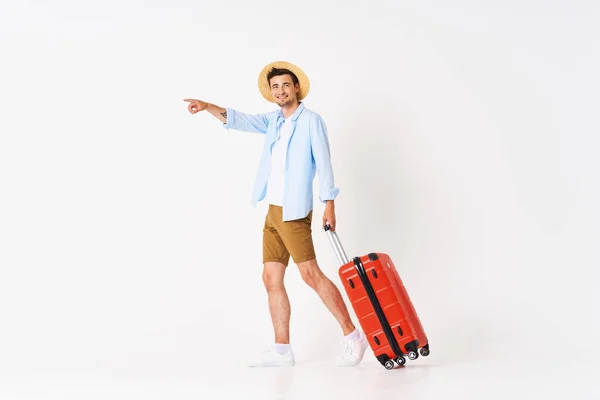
[338,252,429,368]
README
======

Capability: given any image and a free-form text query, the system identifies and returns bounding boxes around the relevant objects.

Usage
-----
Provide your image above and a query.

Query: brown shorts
[262,205,316,266]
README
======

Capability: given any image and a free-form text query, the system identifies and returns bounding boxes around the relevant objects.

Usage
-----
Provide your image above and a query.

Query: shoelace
[342,340,355,356]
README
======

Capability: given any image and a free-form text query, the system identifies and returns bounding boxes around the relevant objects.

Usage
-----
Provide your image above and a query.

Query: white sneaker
[248,347,295,367]
[338,331,369,367]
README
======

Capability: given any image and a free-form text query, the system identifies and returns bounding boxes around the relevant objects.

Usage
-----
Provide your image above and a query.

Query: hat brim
[258,61,310,103]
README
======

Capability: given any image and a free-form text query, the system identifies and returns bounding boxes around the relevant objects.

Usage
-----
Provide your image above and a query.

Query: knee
[262,269,283,291]
[299,263,323,289]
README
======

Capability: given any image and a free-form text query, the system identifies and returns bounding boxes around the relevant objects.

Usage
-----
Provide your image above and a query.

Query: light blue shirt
[223,102,339,222]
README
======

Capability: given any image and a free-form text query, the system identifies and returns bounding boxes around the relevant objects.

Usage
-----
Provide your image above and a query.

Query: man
[184,61,368,367]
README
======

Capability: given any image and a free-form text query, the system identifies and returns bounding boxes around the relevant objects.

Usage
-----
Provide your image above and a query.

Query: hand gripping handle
[324,223,350,266]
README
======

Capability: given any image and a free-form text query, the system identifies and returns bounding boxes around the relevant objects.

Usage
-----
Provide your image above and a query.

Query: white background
[1,0,599,398]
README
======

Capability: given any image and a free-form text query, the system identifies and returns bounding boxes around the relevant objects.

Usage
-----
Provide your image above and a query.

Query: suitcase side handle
[324,223,350,266]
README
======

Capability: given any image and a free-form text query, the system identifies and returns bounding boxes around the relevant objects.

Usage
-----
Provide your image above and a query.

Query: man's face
[269,74,299,107]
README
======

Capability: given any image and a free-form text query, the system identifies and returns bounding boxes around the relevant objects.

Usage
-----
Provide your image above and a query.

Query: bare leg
[262,262,291,344]
[297,258,355,335]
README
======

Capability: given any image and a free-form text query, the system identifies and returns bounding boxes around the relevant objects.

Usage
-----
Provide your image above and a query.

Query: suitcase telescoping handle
[324,223,350,266]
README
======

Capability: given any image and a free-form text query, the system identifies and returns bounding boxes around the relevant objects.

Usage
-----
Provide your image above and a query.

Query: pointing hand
[183,99,209,114]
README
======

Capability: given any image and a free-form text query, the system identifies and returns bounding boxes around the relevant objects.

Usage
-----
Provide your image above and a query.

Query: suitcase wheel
[395,356,406,367]
[408,351,418,360]
[384,360,395,370]
[420,344,430,357]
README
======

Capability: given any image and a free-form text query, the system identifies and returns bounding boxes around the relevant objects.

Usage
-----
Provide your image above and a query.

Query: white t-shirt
[265,118,294,206]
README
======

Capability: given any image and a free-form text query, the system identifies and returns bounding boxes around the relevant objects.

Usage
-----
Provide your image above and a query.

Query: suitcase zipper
[353,257,404,359]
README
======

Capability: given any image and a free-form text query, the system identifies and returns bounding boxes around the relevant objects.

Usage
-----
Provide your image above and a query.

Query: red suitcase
[325,224,430,369]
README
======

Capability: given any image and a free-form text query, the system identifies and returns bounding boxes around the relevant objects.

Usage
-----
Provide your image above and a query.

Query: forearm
[206,103,228,123]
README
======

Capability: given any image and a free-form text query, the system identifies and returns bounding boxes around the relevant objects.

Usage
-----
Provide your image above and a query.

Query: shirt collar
[277,102,305,122]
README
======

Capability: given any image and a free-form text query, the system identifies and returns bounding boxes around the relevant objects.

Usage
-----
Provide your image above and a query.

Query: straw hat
[257,61,310,103]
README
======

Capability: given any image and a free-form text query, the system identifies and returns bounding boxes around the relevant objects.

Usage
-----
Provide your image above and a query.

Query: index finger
[183,99,197,103]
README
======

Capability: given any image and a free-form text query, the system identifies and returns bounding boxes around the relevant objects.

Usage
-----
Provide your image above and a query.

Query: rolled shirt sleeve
[310,113,339,203]
[223,108,271,134]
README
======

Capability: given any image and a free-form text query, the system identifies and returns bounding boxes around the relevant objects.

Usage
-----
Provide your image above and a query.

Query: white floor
[1,351,598,400]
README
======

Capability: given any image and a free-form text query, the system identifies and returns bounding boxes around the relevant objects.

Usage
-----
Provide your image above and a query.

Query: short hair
[267,68,299,86]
